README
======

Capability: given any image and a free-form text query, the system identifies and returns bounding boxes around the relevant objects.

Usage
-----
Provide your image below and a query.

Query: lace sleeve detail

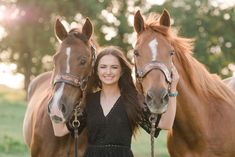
[66,107,87,135]
[138,103,161,138]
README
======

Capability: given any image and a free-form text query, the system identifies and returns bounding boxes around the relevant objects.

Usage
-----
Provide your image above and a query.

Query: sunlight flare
[0,63,24,89]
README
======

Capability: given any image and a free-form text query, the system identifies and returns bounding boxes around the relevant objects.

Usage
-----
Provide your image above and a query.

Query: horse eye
[80,58,87,65]
[133,50,140,56]
[169,50,175,56]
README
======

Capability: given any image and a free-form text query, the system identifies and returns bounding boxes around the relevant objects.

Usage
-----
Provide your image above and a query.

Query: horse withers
[134,9,235,157]
[23,18,96,157]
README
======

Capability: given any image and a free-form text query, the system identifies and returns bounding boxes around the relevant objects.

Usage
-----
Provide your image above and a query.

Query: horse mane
[63,28,98,50]
[144,14,235,105]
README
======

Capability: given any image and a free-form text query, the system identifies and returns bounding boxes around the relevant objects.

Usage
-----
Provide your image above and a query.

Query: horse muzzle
[145,88,169,114]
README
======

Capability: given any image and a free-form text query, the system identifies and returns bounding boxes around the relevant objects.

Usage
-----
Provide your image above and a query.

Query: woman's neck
[101,84,120,98]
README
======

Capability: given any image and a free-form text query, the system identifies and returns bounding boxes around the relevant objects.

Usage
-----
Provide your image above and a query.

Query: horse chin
[147,103,168,114]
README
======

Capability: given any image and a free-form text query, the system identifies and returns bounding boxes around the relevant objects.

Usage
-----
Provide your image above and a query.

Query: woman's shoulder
[86,90,100,102]
[85,91,100,110]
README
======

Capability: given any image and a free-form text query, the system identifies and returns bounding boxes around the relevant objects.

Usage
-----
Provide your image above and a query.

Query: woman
[57,46,179,157]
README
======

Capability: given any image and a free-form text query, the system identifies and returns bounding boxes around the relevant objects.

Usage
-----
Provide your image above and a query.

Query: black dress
[73,91,161,157]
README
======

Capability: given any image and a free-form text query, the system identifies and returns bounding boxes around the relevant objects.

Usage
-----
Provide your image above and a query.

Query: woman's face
[97,54,122,87]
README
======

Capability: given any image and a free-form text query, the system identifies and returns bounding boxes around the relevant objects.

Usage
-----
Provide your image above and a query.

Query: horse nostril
[146,91,154,103]
[162,92,169,104]
[47,98,53,113]
[61,104,66,114]
[48,105,51,113]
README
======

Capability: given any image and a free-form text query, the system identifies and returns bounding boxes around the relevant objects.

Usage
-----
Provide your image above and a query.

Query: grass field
[0,86,169,157]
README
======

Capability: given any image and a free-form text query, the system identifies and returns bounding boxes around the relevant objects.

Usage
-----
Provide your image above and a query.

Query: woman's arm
[158,63,179,130]
[157,92,177,130]
[52,108,87,137]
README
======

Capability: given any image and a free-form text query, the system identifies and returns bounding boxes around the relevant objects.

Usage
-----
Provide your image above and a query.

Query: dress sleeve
[138,103,161,138]
[66,107,87,135]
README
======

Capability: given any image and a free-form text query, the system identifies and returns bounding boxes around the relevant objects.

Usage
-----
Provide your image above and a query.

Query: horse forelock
[144,14,170,37]
[66,28,89,44]
[144,17,235,105]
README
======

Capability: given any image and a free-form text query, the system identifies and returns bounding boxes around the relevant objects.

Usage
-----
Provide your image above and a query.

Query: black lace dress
[71,91,161,157]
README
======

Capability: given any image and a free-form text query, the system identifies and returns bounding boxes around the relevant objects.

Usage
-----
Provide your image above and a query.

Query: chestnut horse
[134,9,235,157]
[23,18,96,157]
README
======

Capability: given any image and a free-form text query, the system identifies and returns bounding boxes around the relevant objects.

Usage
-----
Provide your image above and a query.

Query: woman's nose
[106,67,111,74]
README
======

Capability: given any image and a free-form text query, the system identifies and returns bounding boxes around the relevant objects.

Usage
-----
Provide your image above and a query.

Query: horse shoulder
[27,71,53,101]
[23,71,53,148]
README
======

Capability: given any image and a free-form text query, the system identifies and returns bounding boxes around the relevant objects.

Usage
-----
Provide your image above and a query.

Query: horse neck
[173,56,235,144]
[175,78,209,139]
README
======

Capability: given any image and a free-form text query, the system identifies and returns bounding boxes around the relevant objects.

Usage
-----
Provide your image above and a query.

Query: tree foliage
[0,0,234,90]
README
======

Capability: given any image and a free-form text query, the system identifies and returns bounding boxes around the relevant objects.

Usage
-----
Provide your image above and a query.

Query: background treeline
[0,0,234,91]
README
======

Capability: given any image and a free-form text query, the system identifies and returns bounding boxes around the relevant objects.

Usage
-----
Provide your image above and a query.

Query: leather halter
[51,44,96,157]
[53,74,88,90]
[52,45,96,92]
[135,58,173,96]
[136,60,172,84]
[134,51,174,157]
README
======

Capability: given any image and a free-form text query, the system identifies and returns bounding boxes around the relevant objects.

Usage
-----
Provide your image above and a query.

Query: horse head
[134,9,175,114]
[48,18,95,124]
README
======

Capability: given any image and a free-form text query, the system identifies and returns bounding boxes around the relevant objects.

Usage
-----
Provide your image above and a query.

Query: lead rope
[149,114,158,157]
[72,106,81,157]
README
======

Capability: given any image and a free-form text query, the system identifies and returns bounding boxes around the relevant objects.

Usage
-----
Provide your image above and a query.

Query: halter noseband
[135,58,173,95]
[53,74,89,91]
[135,61,172,84]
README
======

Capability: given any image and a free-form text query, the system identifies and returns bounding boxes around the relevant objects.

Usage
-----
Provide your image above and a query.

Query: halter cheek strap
[52,43,96,90]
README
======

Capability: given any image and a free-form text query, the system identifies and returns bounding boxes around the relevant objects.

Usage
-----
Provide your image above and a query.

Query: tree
[0,0,234,91]
[149,0,235,77]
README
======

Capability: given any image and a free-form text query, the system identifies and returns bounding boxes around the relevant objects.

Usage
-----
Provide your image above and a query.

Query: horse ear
[55,18,68,41]
[159,9,171,27]
[82,18,93,41]
[134,10,145,34]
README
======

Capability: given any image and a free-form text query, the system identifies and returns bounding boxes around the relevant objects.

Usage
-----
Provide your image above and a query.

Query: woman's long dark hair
[90,46,142,133]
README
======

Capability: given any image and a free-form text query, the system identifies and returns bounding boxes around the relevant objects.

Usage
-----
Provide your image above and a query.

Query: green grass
[0,86,29,157]
[0,85,169,157]
[132,130,169,157]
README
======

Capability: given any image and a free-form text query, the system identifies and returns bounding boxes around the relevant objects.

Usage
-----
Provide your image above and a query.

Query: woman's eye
[112,66,118,69]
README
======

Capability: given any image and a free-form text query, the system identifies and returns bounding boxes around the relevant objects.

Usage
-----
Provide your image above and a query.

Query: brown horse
[134,9,235,157]
[23,18,96,157]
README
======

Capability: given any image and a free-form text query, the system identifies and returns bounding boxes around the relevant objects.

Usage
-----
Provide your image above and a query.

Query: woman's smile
[97,54,122,86]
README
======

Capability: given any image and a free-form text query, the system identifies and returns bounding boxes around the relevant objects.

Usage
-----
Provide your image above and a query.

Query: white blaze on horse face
[50,83,65,120]
[66,47,71,73]
[148,39,158,61]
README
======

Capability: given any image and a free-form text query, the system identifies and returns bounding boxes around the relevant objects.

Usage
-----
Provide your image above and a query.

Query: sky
[0,63,24,89]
